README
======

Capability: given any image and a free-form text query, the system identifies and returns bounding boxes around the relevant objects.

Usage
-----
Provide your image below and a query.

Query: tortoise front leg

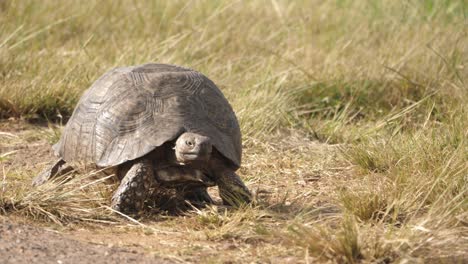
[216,170,252,207]
[111,158,155,215]
[32,159,74,186]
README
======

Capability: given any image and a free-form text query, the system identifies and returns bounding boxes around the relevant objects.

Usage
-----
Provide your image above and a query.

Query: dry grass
[0,0,467,263]
[0,170,117,224]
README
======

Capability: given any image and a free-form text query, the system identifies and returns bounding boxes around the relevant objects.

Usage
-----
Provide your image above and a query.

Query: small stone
[296,180,306,186]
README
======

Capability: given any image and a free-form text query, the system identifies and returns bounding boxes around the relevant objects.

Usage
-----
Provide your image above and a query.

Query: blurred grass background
[1,1,465,133]
[0,0,466,262]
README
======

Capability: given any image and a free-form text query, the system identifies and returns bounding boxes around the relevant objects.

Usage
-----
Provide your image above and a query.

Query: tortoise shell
[53,63,241,169]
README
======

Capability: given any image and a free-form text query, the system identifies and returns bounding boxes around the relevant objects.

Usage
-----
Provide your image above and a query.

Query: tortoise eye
[186,140,194,147]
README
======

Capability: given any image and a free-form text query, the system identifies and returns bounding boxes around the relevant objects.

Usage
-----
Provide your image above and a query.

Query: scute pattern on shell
[53,64,241,168]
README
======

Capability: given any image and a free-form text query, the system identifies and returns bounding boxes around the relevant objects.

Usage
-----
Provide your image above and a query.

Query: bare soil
[0,217,170,264]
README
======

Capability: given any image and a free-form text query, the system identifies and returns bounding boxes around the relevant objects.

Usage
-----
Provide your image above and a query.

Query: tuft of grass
[0,170,118,224]
[287,215,366,263]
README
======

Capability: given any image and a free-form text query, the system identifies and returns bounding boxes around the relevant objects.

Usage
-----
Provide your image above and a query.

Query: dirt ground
[0,217,171,264]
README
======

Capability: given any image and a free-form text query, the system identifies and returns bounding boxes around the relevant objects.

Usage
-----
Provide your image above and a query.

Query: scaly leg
[111,158,155,215]
[217,170,252,207]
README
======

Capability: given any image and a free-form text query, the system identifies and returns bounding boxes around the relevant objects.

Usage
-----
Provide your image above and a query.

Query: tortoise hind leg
[111,158,155,215]
[32,159,74,186]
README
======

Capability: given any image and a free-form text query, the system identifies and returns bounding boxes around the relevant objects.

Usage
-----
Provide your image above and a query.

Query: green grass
[0,0,467,263]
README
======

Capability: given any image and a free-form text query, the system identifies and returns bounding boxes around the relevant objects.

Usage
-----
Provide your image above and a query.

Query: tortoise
[32,63,251,214]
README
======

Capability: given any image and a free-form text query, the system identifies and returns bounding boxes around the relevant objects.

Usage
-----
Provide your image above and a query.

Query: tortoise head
[174,132,212,164]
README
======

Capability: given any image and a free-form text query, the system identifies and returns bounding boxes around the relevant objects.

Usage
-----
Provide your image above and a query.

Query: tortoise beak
[179,146,212,162]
